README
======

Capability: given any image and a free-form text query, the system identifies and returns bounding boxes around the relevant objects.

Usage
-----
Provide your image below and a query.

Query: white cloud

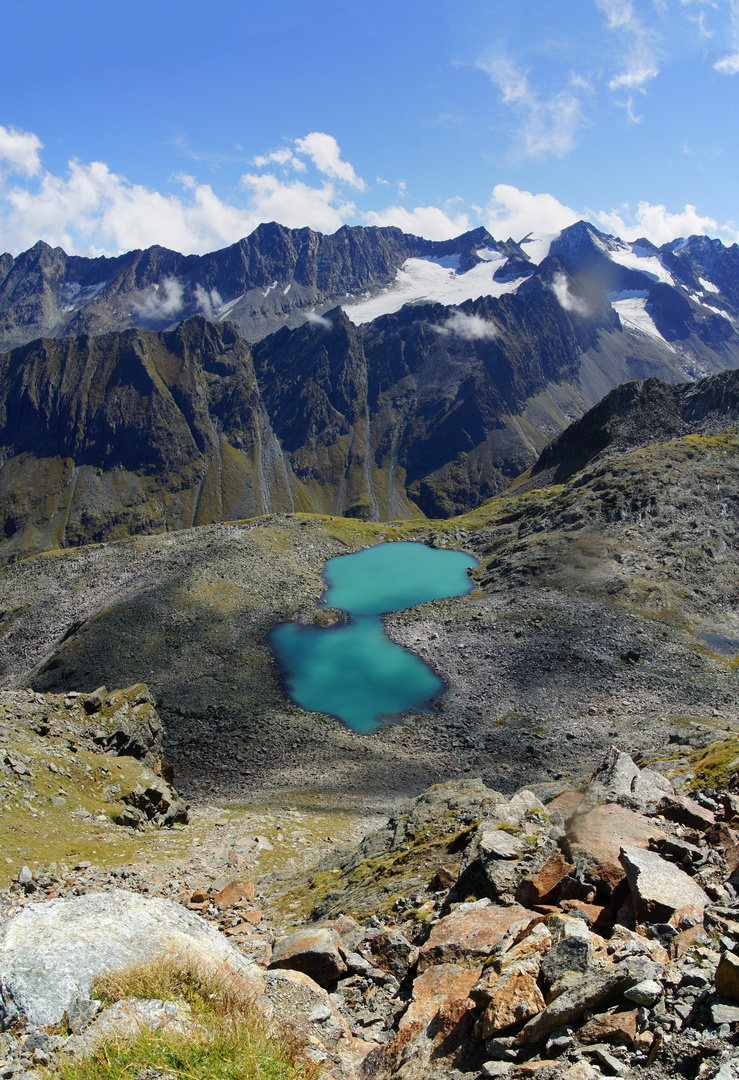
[550,272,590,316]
[194,284,223,319]
[714,50,739,72]
[303,311,333,329]
[240,172,356,234]
[485,185,579,242]
[0,125,43,178]
[478,57,589,159]
[591,200,723,244]
[440,311,498,340]
[596,0,660,94]
[294,132,365,190]
[134,278,184,321]
[363,203,472,240]
[252,146,306,171]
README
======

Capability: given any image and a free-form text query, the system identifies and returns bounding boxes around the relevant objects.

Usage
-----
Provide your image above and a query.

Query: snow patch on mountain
[608,243,675,286]
[342,255,523,325]
[518,232,558,264]
[612,296,671,346]
[700,277,719,294]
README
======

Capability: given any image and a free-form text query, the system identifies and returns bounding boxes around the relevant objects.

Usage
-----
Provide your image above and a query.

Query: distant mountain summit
[0,219,738,561]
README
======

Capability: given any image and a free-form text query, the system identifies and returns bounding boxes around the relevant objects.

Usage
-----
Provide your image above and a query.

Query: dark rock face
[0,224,506,350]
[1,220,739,556]
[529,367,739,487]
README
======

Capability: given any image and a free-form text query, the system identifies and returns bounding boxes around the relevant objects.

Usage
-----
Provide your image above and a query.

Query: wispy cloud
[596,0,660,96]
[437,311,498,341]
[134,278,184,321]
[194,284,223,319]
[303,311,333,330]
[550,273,590,316]
[478,56,589,160]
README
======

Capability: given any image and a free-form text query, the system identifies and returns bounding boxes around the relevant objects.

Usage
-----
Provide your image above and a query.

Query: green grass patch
[49,954,317,1080]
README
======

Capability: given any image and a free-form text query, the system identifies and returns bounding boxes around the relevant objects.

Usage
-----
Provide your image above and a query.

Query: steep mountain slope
[1,220,739,563]
[0,368,737,803]
[0,224,511,349]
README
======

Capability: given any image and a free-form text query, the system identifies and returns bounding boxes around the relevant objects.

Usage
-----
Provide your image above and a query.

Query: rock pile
[6,749,739,1079]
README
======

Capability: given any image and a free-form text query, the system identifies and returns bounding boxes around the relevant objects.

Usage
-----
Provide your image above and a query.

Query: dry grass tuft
[48,954,320,1080]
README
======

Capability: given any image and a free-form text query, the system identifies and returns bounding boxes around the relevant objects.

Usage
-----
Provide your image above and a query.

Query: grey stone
[65,999,192,1054]
[539,936,592,989]
[517,957,663,1045]
[65,996,103,1033]
[478,830,524,861]
[619,846,708,921]
[17,868,32,887]
[586,747,640,804]
[631,769,674,806]
[712,1004,739,1026]
[0,890,265,1026]
[587,1045,629,1076]
[708,1061,739,1080]
[623,979,662,1006]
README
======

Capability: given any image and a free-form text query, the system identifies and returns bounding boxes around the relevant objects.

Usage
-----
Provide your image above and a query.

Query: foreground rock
[0,890,264,1027]
[7,747,739,1080]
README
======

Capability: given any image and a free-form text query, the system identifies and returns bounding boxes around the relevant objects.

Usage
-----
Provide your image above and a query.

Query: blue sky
[1,0,738,255]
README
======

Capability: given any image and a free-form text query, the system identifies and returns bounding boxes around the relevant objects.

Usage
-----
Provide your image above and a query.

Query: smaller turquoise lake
[269,542,478,733]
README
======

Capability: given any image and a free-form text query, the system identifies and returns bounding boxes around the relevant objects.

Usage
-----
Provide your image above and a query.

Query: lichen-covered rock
[417,902,531,972]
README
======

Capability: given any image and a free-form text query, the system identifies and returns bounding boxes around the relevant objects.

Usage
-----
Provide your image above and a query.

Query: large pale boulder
[619,846,708,924]
[0,890,265,1028]
[565,804,666,895]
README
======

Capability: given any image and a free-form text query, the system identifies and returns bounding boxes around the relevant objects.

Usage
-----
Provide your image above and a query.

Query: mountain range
[1,220,739,563]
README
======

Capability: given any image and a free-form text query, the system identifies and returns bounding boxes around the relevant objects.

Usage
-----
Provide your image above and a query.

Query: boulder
[269,928,347,985]
[0,890,265,1028]
[716,953,739,1002]
[539,936,592,990]
[212,881,257,908]
[417,902,531,972]
[578,1009,638,1046]
[364,930,418,982]
[656,794,716,831]
[619,845,708,924]
[400,964,482,1030]
[264,968,373,1079]
[64,998,192,1054]
[477,970,545,1038]
[118,771,188,828]
[516,853,575,907]
[631,769,674,807]
[565,804,666,895]
[516,957,663,1045]
[586,747,640,803]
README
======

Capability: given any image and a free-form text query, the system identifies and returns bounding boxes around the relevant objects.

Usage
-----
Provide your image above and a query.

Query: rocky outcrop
[4,752,739,1078]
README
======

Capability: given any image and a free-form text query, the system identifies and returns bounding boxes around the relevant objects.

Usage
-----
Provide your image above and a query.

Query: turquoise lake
[269,542,478,733]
